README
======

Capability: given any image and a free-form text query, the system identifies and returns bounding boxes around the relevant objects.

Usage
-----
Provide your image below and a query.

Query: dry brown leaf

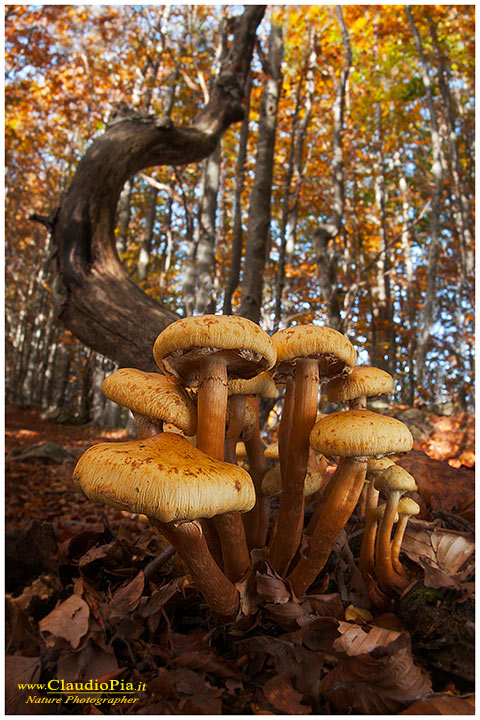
[397,451,474,516]
[321,621,432,714]
[5,655,41,714]
[56,640,119,684]
[400,692,475,714]
[402,521,474,589]
[263,674,311,714]
[39,594,90,649]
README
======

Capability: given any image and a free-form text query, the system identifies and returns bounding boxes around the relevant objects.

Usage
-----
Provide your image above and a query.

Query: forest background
[5,4,475,425]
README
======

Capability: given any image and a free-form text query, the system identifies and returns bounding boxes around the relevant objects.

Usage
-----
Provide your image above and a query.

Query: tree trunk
[222,72,252,315]
[314,7,351,330]
[406,7,444,397]
[239,19,283,323]
[33,7,265,370]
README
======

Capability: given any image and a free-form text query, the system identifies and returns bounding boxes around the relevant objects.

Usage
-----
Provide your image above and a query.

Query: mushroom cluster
[73,315,419,618]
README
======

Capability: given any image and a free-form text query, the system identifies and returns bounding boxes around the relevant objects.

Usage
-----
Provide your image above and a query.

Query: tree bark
[239,19,283,324]
[314,7,351,330]
[406,7,444,396]
[35,7,265,370]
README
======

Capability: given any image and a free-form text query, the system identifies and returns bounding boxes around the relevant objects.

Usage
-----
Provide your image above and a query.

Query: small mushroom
[153,314,276,582]
[374,465,417,591]
[102,367,197,438]
[288,410,413,597]
[73,432,256,617]
[326,366,394,410]
[360,502,398,581]
[268,325,357,575]
[226,372,277,549]
[391,496,420,576]
[261,465,325,498]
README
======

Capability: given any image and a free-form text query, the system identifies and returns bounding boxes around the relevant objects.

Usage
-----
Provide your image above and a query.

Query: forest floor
[5,405,475,715]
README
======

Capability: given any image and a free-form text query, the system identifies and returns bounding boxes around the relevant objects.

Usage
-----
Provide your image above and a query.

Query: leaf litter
[5,406,475,714]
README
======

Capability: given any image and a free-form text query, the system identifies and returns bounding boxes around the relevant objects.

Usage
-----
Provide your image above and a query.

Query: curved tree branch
[36,6,265,371]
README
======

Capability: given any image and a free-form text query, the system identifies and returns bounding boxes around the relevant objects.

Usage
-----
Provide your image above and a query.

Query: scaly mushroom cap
[373,503,399,523]
[272,325,357,381]
[366,457,396,480]
[326,366,394,403]
[102,368,197,436]
[73,432,256,523]
[397,497,420,516]
[264,442,279,459]
[228,371,277,398]
[153,315,276,386]
[309,410,413,458]
[374,465,417,494]
[261,465,324,497]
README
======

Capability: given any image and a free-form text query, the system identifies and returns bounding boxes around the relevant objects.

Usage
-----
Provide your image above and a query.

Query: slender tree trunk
[314,6,351,330]
[406,7,444,396]
[239,19,283,323]
[274,32,316,330]
[222,72,252,315]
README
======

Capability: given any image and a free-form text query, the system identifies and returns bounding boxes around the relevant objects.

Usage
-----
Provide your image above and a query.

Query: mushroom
[268,325,357,575]
[359,502,398,581]
[102,367,197,439]
[374,465,417,591]
[287,410,413,597]
[326,366,394,410]
[153,315,276,582]
[73,432,255,617]
[225,372,277,549]
[261,465,325,498]
[391,496,420,577]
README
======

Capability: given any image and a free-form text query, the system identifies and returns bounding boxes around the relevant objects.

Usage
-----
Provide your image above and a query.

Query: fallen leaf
[400,692,475,714]
[402,521,474,589]
[263,674,311,714]
[5,655,41,714]
[321,621,432,714]
[39,594,90,649]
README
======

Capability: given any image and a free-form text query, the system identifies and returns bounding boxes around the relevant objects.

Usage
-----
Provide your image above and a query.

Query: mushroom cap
[228,371,277,399]
[309,410,413,458]
[73,432,256,523]
[373,503,399,522]
[102,368,197,436]
[272,325,357,381]
[366,457,396,481]
[326,366,394,403]
[397,497,420,516]
[261,465,324,497]
[153,315,276,386]
[235,441,248,458]
[264,442,279,459]
[374,465,417,494]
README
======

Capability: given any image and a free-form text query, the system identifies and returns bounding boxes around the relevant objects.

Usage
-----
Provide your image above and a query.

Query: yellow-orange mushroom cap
[153,315,276,386]
[73,432,255,523]
[102,368,197,436]
[309,410,413,458]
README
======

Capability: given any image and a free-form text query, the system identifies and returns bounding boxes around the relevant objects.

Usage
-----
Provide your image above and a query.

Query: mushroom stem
[225,395,246,464]
[153,519,239,618]
[269,359,319,575]
[375,491,401,590]
[359,513,379,579]
[391,514,410,576]
[243,398,270,549]
[288,457,367,597]
[196,354,250,583]
[350,394,367,410]
[131,411,164,439]
[278,377,295,468]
